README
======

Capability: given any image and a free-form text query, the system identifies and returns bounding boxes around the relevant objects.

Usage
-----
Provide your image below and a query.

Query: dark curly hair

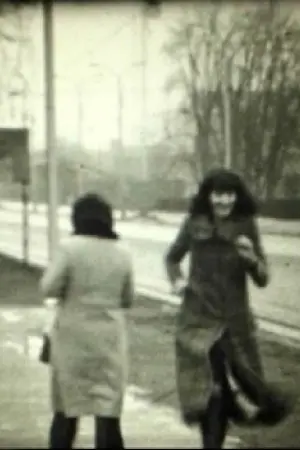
[189,168,258,218]
[71,192,118,240]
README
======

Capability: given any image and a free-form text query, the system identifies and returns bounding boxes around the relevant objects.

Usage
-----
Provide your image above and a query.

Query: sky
[0,1,188,152]
[1,1,299,153]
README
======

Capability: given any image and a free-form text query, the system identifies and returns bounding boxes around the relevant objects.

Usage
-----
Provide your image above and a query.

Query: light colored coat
[40,235,134,418]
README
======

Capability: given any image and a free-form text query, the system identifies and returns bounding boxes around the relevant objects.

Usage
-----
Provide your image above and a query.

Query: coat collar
[189,214,242,242]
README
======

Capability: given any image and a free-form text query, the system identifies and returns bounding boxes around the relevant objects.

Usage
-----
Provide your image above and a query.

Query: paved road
[2,200,300,237]
[0,209,299,329]
[1,207,300,256]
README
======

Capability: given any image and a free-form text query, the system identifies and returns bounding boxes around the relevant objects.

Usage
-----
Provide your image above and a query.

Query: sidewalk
[0,306,240,449]
[0,255,241,449]
[1,254,300,448]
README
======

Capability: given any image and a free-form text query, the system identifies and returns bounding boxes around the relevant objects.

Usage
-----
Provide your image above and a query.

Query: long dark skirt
[208,335,293,428]
[176,326,293,428]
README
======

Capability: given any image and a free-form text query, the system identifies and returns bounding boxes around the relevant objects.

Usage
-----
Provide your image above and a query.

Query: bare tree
[163,4,241,176]
[163,3,300,198]
[0,2,33,124]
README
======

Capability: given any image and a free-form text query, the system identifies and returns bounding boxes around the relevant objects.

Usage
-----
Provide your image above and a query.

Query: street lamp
[57,69,126,218]
[89,63,126,219]
[52,75,85,197]
[221,61,232,170]
[140,2,161,175]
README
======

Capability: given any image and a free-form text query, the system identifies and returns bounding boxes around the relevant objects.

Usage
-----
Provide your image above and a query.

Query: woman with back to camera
[165,168,293,448]
[40,193,134,449]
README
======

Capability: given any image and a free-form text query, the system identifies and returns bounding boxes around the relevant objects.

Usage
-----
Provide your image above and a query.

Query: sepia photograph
[0,0,299,447]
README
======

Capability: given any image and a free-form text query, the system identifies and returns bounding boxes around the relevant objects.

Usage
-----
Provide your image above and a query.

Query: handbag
[39,270,70,365]
[39,333,51,364]
[39,298,58,365]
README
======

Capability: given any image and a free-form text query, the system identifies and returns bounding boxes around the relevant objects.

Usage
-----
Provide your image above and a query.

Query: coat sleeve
[40,244,69,300]
[165,216,190,285]
[247,217,270,288]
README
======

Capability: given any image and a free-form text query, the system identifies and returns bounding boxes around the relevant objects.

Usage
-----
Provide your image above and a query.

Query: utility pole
[222,58,232,169]
[269,0,276,15]
[141,3,148,181]
[77,86,84,196]
[90,63,126,218]
[117,76,126,219]
[17,5,30,266]
[43,0,58,261]
[139,3,161,215]
[138,4,151,217]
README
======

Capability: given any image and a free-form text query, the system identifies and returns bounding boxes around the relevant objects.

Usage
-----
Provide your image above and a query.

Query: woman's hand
[171,278,187,296]
[43,297,58,334]
[235,235,258,268]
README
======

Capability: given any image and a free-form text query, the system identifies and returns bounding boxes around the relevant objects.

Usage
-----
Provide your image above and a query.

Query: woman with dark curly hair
[40,193,134,449]
[165,168,292,448]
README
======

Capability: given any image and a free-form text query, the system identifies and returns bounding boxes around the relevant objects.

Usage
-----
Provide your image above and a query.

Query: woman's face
[209,190,237,219]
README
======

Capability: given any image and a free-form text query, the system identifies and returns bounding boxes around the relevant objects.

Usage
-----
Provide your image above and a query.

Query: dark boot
[200,392,229,449]
[95,416,125,449]
[49,412,78,449]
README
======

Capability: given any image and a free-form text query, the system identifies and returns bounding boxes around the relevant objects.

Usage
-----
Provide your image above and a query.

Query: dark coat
[165,214,290,426]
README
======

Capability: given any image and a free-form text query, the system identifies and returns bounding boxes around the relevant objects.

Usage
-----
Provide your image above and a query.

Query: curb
[137,286,300,347]
[1,252,300,349]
